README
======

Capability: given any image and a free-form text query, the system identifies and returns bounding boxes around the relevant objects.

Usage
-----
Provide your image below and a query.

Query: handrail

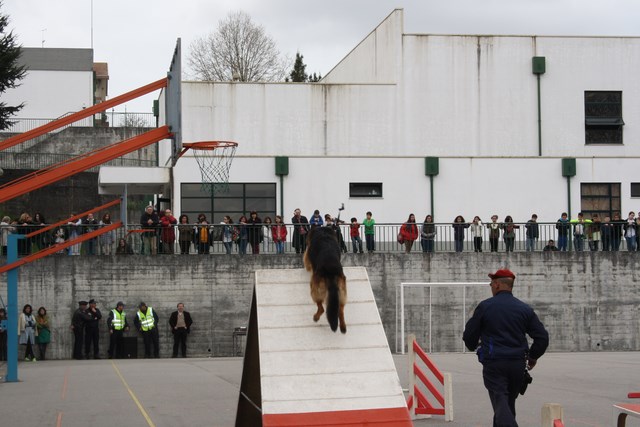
[0,78,167,152]
[0,221,122,274]
[26,198,122,238]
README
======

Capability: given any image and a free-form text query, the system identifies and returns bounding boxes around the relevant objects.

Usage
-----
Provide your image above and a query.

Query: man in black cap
[71,301,91,360]
[134,302,159,358]
[84,299,102,359]
[463,268,549,427]
[107,301,129,359]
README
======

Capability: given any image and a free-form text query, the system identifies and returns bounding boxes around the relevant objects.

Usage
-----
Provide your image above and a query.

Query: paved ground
[0,352,638,427]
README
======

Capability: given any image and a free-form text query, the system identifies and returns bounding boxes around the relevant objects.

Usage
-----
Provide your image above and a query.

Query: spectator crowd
[2,207,640,256]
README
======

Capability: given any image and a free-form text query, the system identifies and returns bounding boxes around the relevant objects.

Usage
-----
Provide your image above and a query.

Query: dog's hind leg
[338,303,346,334]
[313,301,324,322]
[311,275,326,322]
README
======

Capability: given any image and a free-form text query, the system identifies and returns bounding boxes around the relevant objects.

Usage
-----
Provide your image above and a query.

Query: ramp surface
[253,267,411,426]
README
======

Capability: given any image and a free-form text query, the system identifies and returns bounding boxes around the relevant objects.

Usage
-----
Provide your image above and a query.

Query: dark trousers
[84,326,100,358]
[173,328,188,357]
[73,327,84,360]
[108,329,124,358]
[365,234,375,251]
[24,341,35,360]
[179,241,191,254]
[482,359,526,427]
[490,237,499,252]
[0,331,6,361]
[474,237,483,252]
[141,328,160,358]
[38,343,48,360]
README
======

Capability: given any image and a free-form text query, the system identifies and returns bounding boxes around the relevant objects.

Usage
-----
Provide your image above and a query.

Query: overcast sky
[4,0,640,113]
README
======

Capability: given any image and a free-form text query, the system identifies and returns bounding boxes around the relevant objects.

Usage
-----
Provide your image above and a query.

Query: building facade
[161,9,640,226]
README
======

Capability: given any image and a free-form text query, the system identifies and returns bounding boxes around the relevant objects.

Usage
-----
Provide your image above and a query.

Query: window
[631,183,640,198]
[584,91,624,144]
[580,183,621,219]
[181,183,276,223]
[349,183,383,198]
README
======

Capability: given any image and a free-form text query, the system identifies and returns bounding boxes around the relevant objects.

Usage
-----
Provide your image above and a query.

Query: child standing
[363,211,375,252]
[350,217,363,254]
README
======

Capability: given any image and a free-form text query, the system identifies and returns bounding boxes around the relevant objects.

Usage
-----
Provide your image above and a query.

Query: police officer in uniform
[84,299,102,359]
[463,268,549,427]
[107,301,129,359]
[71,301,91,360]
[134,302,159,358]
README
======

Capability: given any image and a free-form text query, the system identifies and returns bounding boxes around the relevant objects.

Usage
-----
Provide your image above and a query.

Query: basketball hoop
[178,141,238,194]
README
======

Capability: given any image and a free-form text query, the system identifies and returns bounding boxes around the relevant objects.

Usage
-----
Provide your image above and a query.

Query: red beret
[488,269,516,279]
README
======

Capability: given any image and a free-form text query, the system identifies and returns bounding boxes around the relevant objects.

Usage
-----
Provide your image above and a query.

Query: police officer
[134,302,159,358]
[107,301,129,359]
[71,301,91,360]
[463,268,549,427]
[84,299,102,359]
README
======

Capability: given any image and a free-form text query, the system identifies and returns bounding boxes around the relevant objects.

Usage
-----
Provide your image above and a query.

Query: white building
[3,48,97,130]
[161,9,640,225]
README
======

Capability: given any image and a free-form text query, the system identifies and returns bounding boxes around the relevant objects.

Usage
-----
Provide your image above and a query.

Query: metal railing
[0,112,155,135]
[0,221,634,256]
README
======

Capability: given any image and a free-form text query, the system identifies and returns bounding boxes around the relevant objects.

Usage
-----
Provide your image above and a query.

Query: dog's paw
[340,325,347,334]
[313,313,321,322]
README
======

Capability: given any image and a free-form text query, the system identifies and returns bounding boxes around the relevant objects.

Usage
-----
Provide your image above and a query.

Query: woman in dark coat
[247,211,263,255]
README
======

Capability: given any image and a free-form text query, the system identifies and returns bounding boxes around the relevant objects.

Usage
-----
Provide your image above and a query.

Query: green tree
[289,52,308,82]
[309,72,322,83]
[0,2,26,130]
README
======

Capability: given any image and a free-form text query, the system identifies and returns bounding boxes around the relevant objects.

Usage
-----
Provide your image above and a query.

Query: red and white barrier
[405,334,453,421]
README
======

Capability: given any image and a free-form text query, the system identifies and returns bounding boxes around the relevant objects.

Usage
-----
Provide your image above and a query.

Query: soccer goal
[395,281,487,354]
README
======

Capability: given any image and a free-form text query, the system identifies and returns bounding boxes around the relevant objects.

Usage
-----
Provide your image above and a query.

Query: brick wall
[2,252,638,359]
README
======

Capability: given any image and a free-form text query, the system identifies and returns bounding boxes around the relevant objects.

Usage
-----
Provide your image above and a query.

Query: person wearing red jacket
[160,209,178,254]
[271,215,288,254]
[399,213,419,253]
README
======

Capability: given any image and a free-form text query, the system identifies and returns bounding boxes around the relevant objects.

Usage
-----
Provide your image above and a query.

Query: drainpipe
[562,158,576,250]
[425,157,439,216]
[275,157,289,216]
[532,57,546,156]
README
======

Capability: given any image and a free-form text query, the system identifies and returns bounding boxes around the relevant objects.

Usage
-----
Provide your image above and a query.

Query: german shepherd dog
[303,226,347,333]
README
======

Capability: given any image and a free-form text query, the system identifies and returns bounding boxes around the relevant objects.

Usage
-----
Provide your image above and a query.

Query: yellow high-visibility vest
[111,309,126,330]
[137,307,155,331]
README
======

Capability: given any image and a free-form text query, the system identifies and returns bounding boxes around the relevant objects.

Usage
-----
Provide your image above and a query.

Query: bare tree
[188,11,290,82]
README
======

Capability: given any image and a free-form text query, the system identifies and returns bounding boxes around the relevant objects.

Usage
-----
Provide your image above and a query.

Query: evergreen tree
[0,2,26,130]
[289,52,308,82]
[309,72,322,83]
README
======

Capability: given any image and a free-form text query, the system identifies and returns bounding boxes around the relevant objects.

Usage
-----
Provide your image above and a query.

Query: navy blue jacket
[463,291,549,362]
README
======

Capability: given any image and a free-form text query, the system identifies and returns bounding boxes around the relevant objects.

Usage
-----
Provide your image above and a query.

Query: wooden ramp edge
[235,267,412,427]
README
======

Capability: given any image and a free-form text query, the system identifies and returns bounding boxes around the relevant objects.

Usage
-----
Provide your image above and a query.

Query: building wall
[4,48,95,120]
[2,253,638,359]
[164,10,640,224]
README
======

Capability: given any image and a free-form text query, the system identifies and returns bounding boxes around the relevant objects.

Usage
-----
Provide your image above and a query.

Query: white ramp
[235,267,412,427]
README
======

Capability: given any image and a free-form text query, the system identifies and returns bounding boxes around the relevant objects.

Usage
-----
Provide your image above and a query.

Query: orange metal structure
[0,126,172,203]
[0,221,122,275]
[0,78,167,152]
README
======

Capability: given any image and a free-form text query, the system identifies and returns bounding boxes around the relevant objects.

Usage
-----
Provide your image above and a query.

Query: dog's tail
[326,276,339,332]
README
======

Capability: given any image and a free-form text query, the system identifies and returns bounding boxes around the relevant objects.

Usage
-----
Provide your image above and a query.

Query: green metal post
[280,175,284,217]
[537,74,542,156]
[430,175,435,217]
[567,176,572,251]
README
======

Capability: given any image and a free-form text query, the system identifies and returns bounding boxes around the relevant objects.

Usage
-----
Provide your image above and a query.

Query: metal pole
[6,234,24,382]
[280,175,284,217]
[567,176,572,251]
[430,175,435,217]
[400,283,405,355]
[537,74,542,156]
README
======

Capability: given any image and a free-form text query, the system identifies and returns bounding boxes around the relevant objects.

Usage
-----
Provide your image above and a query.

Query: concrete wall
[2,252,638,360]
